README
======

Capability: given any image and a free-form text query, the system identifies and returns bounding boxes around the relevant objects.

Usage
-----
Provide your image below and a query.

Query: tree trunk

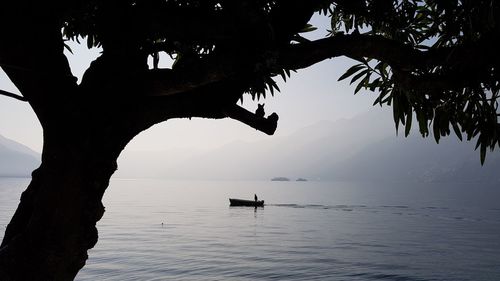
[0,127,124,280]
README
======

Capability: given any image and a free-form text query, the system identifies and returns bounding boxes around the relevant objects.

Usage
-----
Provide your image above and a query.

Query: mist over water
[1,178,499,280]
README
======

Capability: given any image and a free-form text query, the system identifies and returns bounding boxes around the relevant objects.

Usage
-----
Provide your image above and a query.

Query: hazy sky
[0,15,377,153]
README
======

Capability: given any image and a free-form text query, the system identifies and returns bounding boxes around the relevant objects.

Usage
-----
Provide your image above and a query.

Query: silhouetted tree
[0,0,499,279]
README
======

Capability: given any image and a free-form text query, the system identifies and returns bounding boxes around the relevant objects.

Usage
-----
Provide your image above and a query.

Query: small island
[271,177,290,181]
[296,178,308,182]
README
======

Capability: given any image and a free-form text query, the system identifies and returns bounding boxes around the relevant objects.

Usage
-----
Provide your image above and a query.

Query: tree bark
[0,125,125,281]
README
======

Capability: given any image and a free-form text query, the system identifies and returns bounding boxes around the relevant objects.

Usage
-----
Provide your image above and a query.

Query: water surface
[1,178,499,280]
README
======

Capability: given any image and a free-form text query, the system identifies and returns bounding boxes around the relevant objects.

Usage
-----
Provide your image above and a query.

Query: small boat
[229,198,264,207]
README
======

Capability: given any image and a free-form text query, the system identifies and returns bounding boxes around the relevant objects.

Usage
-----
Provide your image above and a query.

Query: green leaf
[350,69,369,85]
[417,111,428,137]
[279,70,287,82]
[475,134,483,150]
[480,143,486,165]
[63,42,73,54]
[354,75,370,94]
[338,64,364,81]
[292,34,310,43]
[87,35,94,49]
[369,78,381,91]
[433,111,441,143]
[405,110,412,137]
[393,95,400,134]
[451,121,463,141]
[299,24,318,33]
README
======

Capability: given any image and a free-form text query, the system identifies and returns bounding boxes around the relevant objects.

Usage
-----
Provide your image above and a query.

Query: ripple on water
[1,179,499,281]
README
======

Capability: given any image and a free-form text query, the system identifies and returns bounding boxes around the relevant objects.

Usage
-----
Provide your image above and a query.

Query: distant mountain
[116,148,205,178]
[318,134,500,183]
[0,134,40,177]
[116,110,393,180]
[116,110,500,183]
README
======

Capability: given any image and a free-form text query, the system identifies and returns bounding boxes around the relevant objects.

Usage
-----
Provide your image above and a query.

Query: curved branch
[0,13,78,122]
[79,51,243,99]
[277,33,499,92]
[278,34,437,70]
[278,33,498,72]
[145,59,237,97]
[130,78,279,136]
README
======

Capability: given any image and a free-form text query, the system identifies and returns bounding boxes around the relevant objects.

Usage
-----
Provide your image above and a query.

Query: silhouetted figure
[255,103,265,118]
[254,194,258,202]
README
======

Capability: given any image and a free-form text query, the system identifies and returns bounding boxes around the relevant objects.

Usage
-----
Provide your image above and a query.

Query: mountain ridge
[0,134,40,177]
[116,109,500,183]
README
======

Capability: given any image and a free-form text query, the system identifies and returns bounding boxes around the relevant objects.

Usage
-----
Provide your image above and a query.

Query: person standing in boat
[254,194,258,202]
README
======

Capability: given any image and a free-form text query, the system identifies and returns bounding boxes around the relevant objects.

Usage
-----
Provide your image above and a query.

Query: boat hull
[229,198,264,207]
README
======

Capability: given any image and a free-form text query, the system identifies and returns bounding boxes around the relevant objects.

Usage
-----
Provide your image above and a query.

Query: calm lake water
[1,178,500,281]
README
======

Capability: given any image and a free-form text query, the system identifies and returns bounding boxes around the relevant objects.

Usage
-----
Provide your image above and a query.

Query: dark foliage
[1,1,498,162]
[60,0,500,163]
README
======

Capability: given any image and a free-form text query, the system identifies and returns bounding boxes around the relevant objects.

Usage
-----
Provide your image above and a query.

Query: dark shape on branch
[255,103,265,118]
[223,104,278,135]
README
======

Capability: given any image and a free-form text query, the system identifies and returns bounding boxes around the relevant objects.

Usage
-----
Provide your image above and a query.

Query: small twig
[0,89,28,102]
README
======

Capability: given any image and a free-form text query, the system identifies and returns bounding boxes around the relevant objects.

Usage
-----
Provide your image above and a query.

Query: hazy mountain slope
[115,109,499,182]
[319,134,500,183]
[162,110,396,180]
[116,110,394,180]
[115,148,205,178]
[297,110,394,178]
[0,134,40,177]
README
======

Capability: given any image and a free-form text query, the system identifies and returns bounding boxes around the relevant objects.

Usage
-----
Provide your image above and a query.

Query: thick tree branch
[146,62,237,97]
[277,33,499,91]
[0,10,78,122]
[279,33,498,71]
[0,89,27,102]
[223,104,279,135]
[278,34,435,70]
[145,97,279,136]
[129,78,279,136]
[80,49,246,99]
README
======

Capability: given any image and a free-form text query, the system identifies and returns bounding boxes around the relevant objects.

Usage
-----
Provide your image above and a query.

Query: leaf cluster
[59,0,500,163]
[62,0,301,101]
[333,0,500,163]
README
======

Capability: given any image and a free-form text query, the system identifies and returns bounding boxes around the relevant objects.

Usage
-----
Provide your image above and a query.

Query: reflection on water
[1,178,499,281]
